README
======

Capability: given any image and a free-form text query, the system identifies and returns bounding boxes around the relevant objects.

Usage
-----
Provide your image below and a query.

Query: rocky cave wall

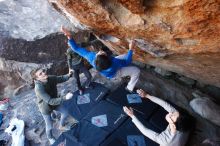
[0,1,219,145]
[49,0,220,88]
[0,0,90,97]
[1,0,219,97]
[0,32,92,97]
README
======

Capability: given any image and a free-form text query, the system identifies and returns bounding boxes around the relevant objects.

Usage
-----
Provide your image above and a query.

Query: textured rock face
[0,58,52,96]
[49,0,220,87]
[0,31,90,97]
[0,34,68,97]
[0,0,73,40]
[0,0,74,97]
[0,0,93,97]
[0,34,67,63]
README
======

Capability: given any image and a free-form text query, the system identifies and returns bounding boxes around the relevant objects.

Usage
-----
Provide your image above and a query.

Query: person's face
[35,69,48,82]
[96,50,107,57]
[165,112,179,124]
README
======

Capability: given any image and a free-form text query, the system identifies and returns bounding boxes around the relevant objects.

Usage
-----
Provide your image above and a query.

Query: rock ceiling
[49,0,220,87]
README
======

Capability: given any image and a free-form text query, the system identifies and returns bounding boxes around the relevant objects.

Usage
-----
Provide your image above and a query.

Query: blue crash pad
[62,82,109,120]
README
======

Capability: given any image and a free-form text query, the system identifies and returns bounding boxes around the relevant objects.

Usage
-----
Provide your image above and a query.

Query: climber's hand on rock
[129,40,135,50]
[61,25,72,39]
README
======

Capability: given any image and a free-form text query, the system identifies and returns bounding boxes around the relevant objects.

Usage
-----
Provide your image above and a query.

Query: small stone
[190,97,220,126]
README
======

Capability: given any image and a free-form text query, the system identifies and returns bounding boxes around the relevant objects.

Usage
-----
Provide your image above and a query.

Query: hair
[30,68,41,88]
[89,40,103,51]
[200,139,220,146]
[95,54,111,71]
[175,114,194,132]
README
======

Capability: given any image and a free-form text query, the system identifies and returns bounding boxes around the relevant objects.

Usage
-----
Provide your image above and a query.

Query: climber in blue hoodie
[61,26,140,92]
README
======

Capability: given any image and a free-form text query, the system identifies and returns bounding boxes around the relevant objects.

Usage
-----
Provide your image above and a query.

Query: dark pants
[72,62,92,90]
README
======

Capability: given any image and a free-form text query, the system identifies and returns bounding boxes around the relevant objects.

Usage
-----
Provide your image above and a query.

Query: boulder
[0,30,90,97]
[0,0,73,41]
[190,97,220,126]
[0,0,89,97]
[48,0,220,88]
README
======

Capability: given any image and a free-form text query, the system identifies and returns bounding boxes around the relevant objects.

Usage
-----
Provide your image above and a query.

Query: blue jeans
[42,105,74,139]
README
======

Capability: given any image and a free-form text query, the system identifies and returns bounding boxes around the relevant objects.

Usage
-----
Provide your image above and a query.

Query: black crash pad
[52,120,109,146]
[101,118,160,146]
[106,85,159,120]
[149,99,190,132]
[62,82,109,121]
[83,100,128,133]
[149,107,168,131]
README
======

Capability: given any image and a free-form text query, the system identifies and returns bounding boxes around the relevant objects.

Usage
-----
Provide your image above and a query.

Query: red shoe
[79,89,84,95]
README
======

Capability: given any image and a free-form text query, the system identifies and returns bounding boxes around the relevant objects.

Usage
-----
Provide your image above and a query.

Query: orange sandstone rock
[49,0,220,87]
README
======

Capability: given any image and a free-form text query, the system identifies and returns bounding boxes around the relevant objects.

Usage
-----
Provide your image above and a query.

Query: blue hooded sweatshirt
[68,39,133,78]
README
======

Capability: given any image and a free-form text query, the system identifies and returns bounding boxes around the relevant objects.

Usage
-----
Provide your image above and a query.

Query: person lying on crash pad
[123,89,194,146]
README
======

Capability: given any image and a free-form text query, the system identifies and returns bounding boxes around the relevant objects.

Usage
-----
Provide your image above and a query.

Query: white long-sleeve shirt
[131,96,189,146]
